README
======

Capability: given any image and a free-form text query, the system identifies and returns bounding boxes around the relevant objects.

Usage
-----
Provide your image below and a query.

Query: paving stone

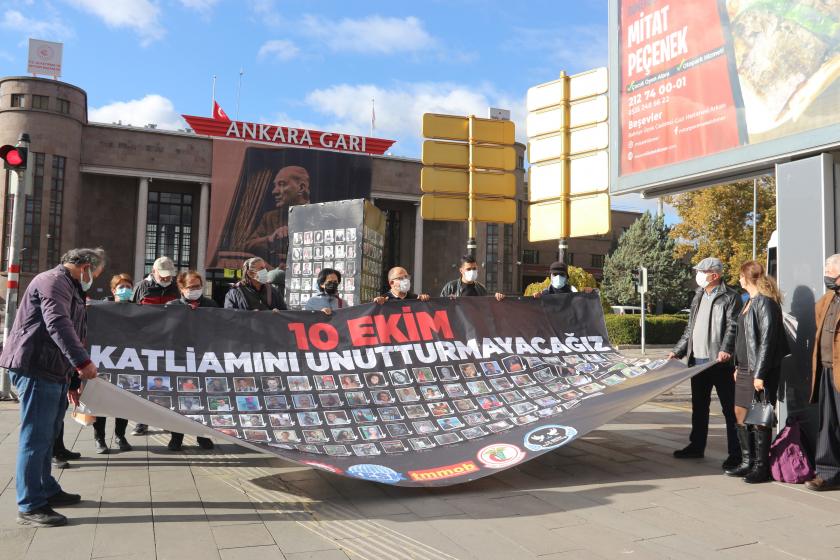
[212,522,276,549]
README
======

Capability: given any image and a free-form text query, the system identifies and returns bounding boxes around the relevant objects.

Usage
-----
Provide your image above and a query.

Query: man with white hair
[669,257,743,469]
[806,254,840,491]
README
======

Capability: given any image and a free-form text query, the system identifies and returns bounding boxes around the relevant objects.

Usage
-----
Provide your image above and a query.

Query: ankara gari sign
[183,104,396,156]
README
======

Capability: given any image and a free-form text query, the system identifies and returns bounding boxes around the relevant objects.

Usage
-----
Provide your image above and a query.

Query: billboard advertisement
[610,0,840,194]
[207,141,373,270]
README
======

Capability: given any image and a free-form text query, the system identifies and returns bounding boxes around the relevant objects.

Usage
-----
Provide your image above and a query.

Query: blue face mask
[551,274,567,289]
[115,286,132,301]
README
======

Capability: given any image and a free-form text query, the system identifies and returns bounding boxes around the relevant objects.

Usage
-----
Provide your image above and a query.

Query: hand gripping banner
[81,294,708,486]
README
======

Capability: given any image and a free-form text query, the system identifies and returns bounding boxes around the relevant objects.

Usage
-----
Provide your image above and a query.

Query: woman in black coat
[726,260,788,483]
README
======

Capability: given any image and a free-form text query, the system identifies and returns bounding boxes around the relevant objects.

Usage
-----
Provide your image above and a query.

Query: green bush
[604,314,687,346]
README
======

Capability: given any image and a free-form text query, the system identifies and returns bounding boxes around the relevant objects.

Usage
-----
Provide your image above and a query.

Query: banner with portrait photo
[81,294,709,487]
[207,141,373,270]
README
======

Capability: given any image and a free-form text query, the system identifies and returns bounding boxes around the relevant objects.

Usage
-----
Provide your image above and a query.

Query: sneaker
[167,439,182,452]
[117,437,133,452]
[673,446,704,459]
[95,438,109,454]
[54,449,82,461]
[197,437,214,450]
[51,456,69,469]
[17,506,67,527]
[131,424,148,436]
[47,490,82,507]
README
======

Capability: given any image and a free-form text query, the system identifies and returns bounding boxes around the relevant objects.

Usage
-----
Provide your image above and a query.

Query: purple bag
[770,418,814,484]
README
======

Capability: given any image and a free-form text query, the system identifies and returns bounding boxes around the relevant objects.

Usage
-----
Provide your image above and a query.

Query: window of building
[3,153,45,272]
[382,209,402,291]
[31,95,49,110]
[10,94,24,108]
[47,155,66,265]
[485,224,499,292]
[522,249,539,264]
[591,254,605,268]
[144,191,193,275]
[503,224,513,293]
[57,98,70,114]
[517,155,525,169]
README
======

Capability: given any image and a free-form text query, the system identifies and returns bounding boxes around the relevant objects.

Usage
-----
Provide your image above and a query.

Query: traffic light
[0,145,27,170]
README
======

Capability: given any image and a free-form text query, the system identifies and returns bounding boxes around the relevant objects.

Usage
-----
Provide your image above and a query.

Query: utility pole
[1,133,33,399]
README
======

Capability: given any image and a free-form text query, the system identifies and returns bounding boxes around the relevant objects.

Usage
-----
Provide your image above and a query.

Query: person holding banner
[726,261,787,483]
[373,266,430,304]
[225,257,287,311]
[0,248,105,527]
[669,257,742,469]
[305,268,345,314]
[440,255,505,301]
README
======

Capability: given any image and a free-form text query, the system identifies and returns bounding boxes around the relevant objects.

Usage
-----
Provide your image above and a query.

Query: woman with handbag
[726,261,789,483]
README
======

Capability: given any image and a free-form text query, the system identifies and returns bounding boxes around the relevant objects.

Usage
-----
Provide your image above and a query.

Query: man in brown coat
[806,254,840,491]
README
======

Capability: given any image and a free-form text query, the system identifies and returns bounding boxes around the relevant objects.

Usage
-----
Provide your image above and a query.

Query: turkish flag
[213,101,230,122]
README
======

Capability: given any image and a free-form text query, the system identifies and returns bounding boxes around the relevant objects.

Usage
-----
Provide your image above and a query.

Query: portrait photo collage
[286,225,360,309]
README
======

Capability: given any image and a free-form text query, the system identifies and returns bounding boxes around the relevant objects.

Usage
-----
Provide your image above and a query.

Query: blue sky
[0,0,670,217]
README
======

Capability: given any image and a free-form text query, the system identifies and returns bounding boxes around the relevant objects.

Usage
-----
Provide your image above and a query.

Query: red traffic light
[0,145,27,169]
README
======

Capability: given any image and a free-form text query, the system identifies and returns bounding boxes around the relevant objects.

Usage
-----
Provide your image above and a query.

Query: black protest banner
[83,295,703,486]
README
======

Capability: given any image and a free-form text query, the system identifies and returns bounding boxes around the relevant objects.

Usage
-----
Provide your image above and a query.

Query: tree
[666,179,776,284]
[601,212,690,311]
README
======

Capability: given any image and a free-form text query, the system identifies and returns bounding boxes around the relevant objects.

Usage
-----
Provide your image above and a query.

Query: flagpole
[370,97,375,137]
[235,67,244,121]
[211,75,217,114]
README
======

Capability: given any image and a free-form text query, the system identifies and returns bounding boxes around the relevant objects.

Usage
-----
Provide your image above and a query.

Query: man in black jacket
[669,257,743,469]
[439,255,505,301]
[224,257,286,311]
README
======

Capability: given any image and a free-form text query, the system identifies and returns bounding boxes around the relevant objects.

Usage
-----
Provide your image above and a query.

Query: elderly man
[225,257,286,311]
[669,257,743,469]
[806,254,840,491]
[243,165,311,266]
[373,266,430,304]
[440,255,505,301]
[0,248,105,527]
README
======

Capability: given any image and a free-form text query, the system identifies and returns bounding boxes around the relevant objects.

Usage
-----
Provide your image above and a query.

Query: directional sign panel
[421,167,516,197]
[422,141,516,171]
[421,195,516,224]
[423,113,515,145]
[529,192,610,241]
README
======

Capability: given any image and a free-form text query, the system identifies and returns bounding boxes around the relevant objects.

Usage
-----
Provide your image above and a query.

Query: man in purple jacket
[0,248,105,527]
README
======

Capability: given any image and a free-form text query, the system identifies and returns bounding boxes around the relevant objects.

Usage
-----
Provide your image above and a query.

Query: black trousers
[689,360,739,457]
[815,367,840,483]
[93,417,128,440]
[52,394,69,454]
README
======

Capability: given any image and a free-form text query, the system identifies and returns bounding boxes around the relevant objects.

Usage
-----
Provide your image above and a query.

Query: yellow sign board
[528,192,611,241]
[420,167,516,197]
[421,195,516,224]
[422,141,516,171]
[422,113,515,145]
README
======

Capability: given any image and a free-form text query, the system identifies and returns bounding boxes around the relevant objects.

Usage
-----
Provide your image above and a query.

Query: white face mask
[397,278,411,293]
[185,289,203,301]
[463,270,478,282]
[551,275,567,289]
[255,268,269,284]
[80,266,94,292]
[695,271,710,289]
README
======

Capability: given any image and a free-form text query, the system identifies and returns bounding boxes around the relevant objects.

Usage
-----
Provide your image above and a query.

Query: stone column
[133,177,149,282]
[413,202,424,293]
[196,182,210,275]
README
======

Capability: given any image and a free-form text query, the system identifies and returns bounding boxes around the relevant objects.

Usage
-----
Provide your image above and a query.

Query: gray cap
[693,257,723,272]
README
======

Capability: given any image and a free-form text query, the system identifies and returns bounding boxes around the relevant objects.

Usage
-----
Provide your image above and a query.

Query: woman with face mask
[224,257,287,311]
[725,260,789,483]
[304,268,345,315]
[164,271,217,451]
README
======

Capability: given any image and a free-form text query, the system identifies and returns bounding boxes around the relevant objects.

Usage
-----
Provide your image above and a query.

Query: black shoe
[744,428,772,484]
[95,438,109,454]
[117,437,133,452]
[54,449,81,461]
[673,446,704,459]
[197,437,214,450]
[725,425,754,477]
[47,490,82,507]
[51,456,69,469]
[131,424,147,436]
[721,455,741,469]
[167,438,182,451]
[17,506,67,527]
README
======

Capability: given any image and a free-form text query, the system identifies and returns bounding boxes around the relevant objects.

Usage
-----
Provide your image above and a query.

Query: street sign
[422,140,516,171]
[529,192,610,241]
[421,195,516,223]
[421,167,515,197]
[423,113,515,144]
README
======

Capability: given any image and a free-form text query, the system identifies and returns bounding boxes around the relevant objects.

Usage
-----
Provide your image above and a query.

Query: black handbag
[745,390,775,427]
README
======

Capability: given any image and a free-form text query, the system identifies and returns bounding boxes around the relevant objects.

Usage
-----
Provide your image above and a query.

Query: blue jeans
[10,371,67,513]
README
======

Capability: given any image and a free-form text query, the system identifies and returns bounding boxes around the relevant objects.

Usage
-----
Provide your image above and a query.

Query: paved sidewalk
[1,367,838,559]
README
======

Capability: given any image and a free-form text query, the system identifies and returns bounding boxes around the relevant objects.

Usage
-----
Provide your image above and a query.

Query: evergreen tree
[601,212,690,311]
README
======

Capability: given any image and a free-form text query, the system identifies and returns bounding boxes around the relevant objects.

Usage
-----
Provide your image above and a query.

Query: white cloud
[0,10,74,41]
[506,24,608,74]
[179,0,219,13]
[248,0,282,27]
[89,94,184,130]
[64,0,164,45]
[301,15,436,54]
[301,82,523,154]
[258,39,300,61]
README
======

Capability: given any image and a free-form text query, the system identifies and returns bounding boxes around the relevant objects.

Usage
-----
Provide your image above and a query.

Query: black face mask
[825,276,840,291]
[324,281,339,295]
